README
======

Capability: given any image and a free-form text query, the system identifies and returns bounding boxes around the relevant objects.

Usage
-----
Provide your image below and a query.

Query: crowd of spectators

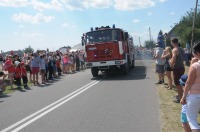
[154,37,200,132]
[0,50,85,93]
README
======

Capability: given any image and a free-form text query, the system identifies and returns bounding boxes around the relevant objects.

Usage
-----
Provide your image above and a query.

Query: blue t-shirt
[31,56,40,67]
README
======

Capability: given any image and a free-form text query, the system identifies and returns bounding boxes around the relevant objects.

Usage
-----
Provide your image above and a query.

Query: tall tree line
[173,8,200,47]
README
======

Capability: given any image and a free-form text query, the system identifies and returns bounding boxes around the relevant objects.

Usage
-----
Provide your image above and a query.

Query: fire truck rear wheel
[91,67,99,77]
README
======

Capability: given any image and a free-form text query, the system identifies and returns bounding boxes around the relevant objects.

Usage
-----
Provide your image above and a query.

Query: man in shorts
[170,37,185,103]
[154,43,165,84]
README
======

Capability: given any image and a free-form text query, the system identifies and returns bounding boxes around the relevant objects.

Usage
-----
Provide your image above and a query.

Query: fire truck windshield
[86,29,121,44]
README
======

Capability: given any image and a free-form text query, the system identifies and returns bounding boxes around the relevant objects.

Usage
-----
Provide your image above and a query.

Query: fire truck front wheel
[91,67,99,77]
[130,60,135,69]
[122,63,128,75]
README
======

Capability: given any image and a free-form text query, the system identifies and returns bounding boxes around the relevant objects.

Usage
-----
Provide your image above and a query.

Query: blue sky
[0,0,198,52]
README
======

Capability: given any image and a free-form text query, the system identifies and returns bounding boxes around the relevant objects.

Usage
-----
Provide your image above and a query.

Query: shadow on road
[91,65,147,81]
[0,94,11,98]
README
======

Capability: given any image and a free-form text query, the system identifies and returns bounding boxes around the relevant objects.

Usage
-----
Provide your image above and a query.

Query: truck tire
[130,60,135,69]
[122,63,128,75]
[91,67,99,77]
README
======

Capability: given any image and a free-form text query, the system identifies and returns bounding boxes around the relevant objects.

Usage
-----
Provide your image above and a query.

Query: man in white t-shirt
[153,43,165,84]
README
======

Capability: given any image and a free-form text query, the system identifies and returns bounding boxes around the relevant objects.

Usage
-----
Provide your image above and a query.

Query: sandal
[164,85,169,88]
[167,87,172,90]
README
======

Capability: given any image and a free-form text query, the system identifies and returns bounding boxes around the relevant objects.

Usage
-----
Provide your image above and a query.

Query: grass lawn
[2,79,33,94]
[156,65,200,132]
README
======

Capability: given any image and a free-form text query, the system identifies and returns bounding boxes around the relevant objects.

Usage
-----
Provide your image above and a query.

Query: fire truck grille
[94,50,112,58]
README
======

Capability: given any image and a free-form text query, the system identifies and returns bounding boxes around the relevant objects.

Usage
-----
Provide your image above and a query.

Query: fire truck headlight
[115,61,123,65]
[86,63,93,67]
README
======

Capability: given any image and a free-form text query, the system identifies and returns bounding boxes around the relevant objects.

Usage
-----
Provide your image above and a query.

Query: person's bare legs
[9,73,14,89]
[176,85,183,99]
[36,73,39,84]
[166,71,172,89]
[182,123,191,132]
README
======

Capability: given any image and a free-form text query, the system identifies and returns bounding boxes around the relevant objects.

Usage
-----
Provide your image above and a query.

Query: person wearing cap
[153,42,165,84]
[180,41,200,132]
[179,74,191,132]
[14,61,22,89]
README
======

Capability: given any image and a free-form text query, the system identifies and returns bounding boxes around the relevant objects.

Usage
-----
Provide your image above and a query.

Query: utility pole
[139,37,141,47]
[191,0,199,49]
[149,27,152,49]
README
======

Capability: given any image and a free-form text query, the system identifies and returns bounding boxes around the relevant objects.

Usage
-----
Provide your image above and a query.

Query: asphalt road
[0,60,161,132]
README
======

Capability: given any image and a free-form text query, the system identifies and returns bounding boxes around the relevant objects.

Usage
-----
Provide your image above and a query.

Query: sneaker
[173,99,180,103]
[17,87,22,90]
[172,95,179,99]
[155,81,162,84]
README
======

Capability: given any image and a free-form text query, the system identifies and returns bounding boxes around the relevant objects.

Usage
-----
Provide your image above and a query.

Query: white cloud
[61,22,77,28]
[22,32,44,39]
[61,23,69,27]
[0,0,63,11]
[61,0,112,10]
[147,11,153,16]
[114,0,155,11]
[132,19,140,23]
[72,25,77,28]
[0,0,29,7]
[170,12,175,15]
[18,24,25,28]
[12,13,55,24]
[0,0,160,12]
[31,0,63,12]
[159,0,168,3]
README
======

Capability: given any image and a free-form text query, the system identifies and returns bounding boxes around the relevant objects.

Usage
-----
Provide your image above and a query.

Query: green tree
[144,40,156,49]
[158,30,164,37]
[173,8,200,47]
[24,45,34,53]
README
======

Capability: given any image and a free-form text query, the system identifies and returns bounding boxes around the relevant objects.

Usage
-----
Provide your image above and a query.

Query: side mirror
[81,36,85,46]
[124,32,129,40]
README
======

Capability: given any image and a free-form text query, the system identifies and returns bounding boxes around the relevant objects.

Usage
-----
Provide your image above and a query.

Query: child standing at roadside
[20,62,28,89]
[14,61,22,89]
[179,74,191,132]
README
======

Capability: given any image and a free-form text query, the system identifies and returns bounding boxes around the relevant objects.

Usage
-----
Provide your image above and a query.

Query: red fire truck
[82,25,135,77]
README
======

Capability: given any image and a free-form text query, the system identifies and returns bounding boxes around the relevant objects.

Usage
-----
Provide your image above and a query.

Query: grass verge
[3,80,33,94]
[156,65,200,132]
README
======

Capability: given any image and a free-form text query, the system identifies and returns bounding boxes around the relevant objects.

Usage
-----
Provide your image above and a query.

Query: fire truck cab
[82,25,135,77]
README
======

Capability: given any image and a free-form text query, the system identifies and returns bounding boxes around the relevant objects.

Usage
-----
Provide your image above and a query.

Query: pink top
[190,61,200,94]
[63,57,68,64]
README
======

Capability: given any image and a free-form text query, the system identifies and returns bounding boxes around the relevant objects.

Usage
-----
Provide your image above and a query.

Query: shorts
[165,66,172,71]
[40,69,46,74]
[26,65,32,74]
[31,67,39,74]
[181,112,188,123]
[155,64,164,73]
[173,67,185,85]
